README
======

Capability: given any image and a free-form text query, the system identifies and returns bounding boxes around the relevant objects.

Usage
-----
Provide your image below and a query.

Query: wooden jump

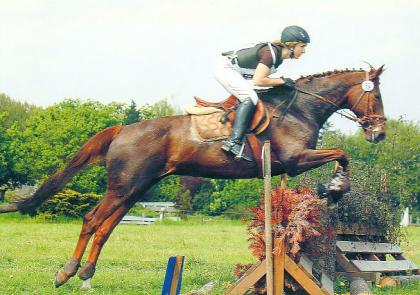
[225,141,334,295]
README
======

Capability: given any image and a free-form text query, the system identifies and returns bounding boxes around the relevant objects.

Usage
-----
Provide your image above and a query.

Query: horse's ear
[374,64,386,78]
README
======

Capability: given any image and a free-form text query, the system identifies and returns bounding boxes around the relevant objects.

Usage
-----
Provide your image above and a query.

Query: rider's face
[293,43,307,58]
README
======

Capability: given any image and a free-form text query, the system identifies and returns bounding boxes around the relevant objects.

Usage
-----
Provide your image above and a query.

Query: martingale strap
[246,133,282,179]
[246,134,264,178]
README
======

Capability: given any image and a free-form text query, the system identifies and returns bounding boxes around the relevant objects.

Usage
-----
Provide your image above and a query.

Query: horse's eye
[375,94,381,100]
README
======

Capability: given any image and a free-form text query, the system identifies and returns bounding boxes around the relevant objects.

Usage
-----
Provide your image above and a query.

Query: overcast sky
[1,0,419,133]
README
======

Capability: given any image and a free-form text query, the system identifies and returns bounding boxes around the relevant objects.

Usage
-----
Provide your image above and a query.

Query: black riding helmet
[281,26,310,44]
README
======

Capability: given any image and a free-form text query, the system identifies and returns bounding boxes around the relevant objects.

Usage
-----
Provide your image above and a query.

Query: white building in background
[400,207,410,227]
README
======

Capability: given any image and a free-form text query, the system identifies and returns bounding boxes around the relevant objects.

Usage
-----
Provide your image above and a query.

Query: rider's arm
[253,63,287,87]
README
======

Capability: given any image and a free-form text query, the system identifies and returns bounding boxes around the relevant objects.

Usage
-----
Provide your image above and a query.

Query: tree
[297,118,420,207]
[0,94,39,199]
[138,97,182,121]
[0,113,28,201]
[0,113,12,201]
[0,93,40,129]
[8,99,125,194]
[124,100,140,125]
[150,97,181,117]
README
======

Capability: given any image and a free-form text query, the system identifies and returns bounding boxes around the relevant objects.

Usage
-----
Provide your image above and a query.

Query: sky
[1,0,419,133]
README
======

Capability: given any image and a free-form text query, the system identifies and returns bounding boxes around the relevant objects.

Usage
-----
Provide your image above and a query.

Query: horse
[0,65,386,289]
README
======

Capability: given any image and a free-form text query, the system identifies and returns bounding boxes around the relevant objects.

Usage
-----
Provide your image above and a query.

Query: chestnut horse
[0,65,386,288]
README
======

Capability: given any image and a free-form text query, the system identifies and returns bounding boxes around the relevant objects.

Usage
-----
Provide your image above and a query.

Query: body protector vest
[222,42,283,78]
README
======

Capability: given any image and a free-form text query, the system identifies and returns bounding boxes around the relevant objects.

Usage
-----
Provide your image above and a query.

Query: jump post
[162,256,185,295]
[225,141,334,295]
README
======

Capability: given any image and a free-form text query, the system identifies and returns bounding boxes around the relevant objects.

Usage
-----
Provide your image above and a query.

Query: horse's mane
[296,68,366,83]
[260,68,367,98]
[261,67,367,99]
[259,68,368,122]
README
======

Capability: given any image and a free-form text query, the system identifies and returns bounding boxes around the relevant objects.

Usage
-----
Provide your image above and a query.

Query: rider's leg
[221,98,255,160]
[213,56,258,161]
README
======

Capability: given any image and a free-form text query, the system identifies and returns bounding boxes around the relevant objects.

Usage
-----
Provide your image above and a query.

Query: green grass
[0,215,419,294]
[0,215,253,294]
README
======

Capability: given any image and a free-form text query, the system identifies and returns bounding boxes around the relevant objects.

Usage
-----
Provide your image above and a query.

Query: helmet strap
[289,46,295,59]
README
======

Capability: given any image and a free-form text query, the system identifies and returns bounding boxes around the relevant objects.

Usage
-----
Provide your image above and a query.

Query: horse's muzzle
[366,129,386,144]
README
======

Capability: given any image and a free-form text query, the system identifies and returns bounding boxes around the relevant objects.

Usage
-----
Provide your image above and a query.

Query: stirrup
[234,142,246,161]
[233,142,252,162]
[221,140,234,152]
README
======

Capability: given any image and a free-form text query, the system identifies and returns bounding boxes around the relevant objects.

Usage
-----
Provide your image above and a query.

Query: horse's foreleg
[78,198,136,289]
[54,190,128,287]
[291,148,349,174]
[290,148,350,199]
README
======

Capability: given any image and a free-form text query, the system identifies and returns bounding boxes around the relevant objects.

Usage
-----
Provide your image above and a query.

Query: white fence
[121,202,180,225]
[400,207,420,227]
[121,215,157,225]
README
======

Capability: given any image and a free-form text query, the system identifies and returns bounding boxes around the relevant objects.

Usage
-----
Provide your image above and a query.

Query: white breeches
[213,56,259,105]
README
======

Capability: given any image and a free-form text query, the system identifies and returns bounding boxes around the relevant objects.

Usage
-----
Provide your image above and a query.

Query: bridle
[295,71,387,129]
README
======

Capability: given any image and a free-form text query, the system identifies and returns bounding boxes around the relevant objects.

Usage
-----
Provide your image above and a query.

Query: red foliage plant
[247,186,326,261]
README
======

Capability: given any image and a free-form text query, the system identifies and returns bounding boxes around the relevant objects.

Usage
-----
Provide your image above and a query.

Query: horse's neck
[306,87,348,127]
[289,78,354,127]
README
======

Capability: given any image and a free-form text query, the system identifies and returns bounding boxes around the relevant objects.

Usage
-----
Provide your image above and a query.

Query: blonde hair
[273,39,300,47]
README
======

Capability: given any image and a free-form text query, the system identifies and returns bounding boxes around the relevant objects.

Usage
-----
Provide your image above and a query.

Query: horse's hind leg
[54,189,130,287]
[78,197,137,289]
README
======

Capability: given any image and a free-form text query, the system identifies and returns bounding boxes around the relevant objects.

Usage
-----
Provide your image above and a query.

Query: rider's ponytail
[274,39,300,48]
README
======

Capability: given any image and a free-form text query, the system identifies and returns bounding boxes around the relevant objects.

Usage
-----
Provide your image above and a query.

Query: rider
[213,25,310,161]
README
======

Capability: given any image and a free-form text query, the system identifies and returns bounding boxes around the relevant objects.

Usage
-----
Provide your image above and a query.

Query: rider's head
[280,26,310,59]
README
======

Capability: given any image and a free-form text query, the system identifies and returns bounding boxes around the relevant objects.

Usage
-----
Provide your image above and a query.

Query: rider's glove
[282,77,296,89]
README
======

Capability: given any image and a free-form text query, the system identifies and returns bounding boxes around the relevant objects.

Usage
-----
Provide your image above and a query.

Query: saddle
[187,88,295,177]
[190,95,270,135]
[187,95,271,176]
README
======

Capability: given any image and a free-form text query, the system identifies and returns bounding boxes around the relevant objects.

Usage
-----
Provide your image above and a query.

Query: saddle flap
[250,100,265,130]
[227,100,268,133]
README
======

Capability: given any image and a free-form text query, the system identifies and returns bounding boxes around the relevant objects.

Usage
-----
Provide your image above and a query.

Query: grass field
[0,215,419,295]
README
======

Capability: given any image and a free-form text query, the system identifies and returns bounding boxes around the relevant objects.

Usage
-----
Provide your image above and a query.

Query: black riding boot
[221,98,255,161]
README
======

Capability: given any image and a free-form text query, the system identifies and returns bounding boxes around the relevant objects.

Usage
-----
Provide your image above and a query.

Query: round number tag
[362,80,374,91]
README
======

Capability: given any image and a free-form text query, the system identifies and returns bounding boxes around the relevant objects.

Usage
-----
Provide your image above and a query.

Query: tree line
[0,92,418,217]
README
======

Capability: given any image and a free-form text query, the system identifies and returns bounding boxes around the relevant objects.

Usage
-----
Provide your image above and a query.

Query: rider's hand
[282,77,296,89]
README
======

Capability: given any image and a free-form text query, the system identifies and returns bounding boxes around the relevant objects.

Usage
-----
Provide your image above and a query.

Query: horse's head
[345,65,386,143]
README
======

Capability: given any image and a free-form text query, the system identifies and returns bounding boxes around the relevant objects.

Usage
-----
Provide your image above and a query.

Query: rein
[295,88,359,122]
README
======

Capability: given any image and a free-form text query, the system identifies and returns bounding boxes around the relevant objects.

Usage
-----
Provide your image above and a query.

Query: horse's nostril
[377,133,386,141]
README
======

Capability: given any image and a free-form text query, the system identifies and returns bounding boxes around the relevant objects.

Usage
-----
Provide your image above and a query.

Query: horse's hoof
[54,270,71,288]
[54,257,80,287]
[317,183,346,204]
[78,262,96,281]
[325,169,350,194]
[317,183,329,198]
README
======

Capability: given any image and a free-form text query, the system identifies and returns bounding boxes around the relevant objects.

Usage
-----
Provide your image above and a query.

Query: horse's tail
[0,125,125,214]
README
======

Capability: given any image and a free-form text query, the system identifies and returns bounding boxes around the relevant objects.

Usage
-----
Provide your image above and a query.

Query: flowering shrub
[247,186,325,260]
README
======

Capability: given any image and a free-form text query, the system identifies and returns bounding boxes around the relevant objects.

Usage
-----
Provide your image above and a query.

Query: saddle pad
[190,112,232,142]
[185,105,222,115]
